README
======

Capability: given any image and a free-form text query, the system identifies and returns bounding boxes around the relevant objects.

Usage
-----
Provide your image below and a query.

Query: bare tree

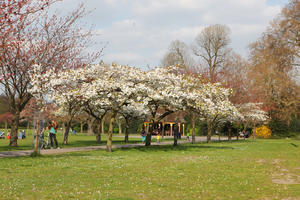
[161,40,196,73]
[192,24,231,82]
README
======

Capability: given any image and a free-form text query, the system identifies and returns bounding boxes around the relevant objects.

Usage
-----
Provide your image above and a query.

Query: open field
[0,139,299,200]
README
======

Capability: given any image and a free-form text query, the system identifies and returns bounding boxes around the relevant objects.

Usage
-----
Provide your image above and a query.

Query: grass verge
[0,139,299,199]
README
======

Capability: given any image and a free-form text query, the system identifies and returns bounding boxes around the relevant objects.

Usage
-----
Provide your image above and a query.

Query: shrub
[269,119,288,136]
[255,125,272,138]
[73,126,80,133]
[104,126,109,132]
[188,127,201,136]
[113,127,119,133]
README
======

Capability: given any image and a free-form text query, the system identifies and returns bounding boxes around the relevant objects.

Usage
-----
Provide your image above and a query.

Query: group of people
[0,130,26,140]
[47,120,60,149]
[0,131,11,139]
[0,119,60,149]
[139,125,167,144]
[140,125,162,143]
[238,130,251,138]
[36,119,60,149]
[18,130,26,139]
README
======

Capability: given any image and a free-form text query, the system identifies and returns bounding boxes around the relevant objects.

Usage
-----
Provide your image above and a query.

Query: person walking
[48,120,59,149]
[140,125,146,143]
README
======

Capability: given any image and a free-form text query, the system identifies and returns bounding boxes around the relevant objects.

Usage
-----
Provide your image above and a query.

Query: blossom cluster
[29,63,267,125]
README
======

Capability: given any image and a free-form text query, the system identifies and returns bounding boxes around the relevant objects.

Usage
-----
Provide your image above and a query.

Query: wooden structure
[143,121,185,136]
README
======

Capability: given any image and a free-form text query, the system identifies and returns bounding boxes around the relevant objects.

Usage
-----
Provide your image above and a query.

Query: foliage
[0,96,9,114]
[248,0,300,129]
[0,112,13,124]
[255,125,272,138]
[269,117,300,138]
[1,0,100,146]
[129,119,144,134]
[113,127,119,134]
[72,126,81,133]
[269,119,289,137]
[189,127,202,136]
[289,116,300,133]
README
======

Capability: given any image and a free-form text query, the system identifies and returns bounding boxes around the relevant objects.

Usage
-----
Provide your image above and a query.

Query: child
[6,132,10,140]
[156,133,161,144]
[0,131,4,139]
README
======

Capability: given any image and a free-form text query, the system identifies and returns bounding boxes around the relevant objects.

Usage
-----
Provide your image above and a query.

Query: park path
[0,136,233,158]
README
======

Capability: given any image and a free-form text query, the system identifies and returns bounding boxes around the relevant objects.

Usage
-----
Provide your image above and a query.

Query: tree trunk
[207,120,212,143]
[228,127,232,141]
[253,124,256,140]
[34,120,40,153]
[101,117,105,134]
[62,122,66,135]
[26,121,30,136]
[96,132,101,143]
[63,119,72,145]
[10,111,20,147]
[162,123,165,139]
[87,118,94,136]
[145,121,153,146]
[173,124,178,146]
[5,120,7,132]
[125,123,129,143]
[118,119,122,134]
[96,123,101,144]
[80,121,84,134]
[192,117,196,144]
[107,113,116,152]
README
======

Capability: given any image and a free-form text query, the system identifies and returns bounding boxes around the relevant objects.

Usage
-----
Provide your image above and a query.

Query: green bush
[113,127,119,133]
[137,123,144,134]
[269,119,289,137]
[188,127,202,136]
[73,126,81,133]
[104,126,109,132]
[289,117,300,133]
[129,119,144,134]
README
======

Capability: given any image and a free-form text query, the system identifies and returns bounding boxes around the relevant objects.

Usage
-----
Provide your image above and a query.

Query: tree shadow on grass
[211,139,251,144]
[0,145,31,152]
[63,139,142,148]
[118,143,236,153]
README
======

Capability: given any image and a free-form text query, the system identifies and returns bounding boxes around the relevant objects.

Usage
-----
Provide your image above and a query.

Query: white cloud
[104,52,143,65]
[263,5,282,17]
[50,0,287,68]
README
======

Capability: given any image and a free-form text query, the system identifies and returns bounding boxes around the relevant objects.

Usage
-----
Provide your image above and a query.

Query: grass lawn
[0,139,299,200]
[0,130,178,151]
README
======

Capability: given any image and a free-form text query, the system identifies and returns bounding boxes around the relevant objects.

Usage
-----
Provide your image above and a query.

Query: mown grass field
[0,139,299,200]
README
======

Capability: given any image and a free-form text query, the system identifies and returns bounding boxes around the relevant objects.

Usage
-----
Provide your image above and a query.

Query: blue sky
[51,0,289,69]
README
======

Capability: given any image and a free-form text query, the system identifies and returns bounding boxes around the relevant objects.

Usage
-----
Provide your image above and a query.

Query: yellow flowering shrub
[255,125,272,138]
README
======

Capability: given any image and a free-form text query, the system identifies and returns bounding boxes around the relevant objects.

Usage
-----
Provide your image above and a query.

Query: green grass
[0,139,299,199]
[0,129,178,151]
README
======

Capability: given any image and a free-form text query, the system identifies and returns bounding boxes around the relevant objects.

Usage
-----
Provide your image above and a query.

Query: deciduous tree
[1,1,99,146]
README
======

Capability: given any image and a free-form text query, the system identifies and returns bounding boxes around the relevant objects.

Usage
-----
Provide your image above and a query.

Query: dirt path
[0,136,234,158]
